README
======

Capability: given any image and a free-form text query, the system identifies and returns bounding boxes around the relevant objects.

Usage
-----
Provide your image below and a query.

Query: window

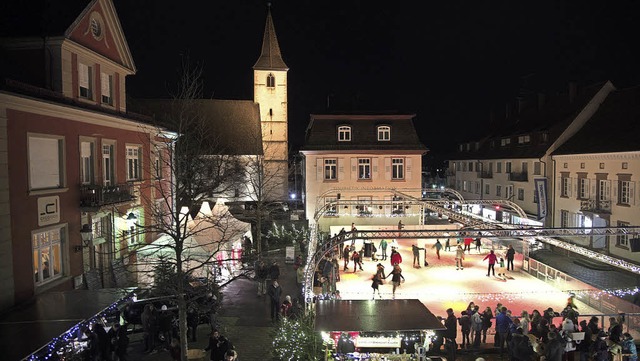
[338,126,351,142]
[80,141,94,185]
[505,185,513,200]
[501,138,511,146]
[561,177,570,197]
[475,181,481,194]
[101,72,113,105]
[462,181,468,192]
[533,162,541,175]
[324,159,337,180]
[578,178,590,199]
[541,132,549,143]
[377,126,390,141]
[468,162,474,172]
[154,156,162,179]
[102,143,115,186]
[392,196,404,215]
[517,188,525,201]
[496,185,502,197]
[266,73,275,88]
[496,162,502,173]
[485,184,490,195]
[126,145,141,181]
[560,210,569,227]
[617,221,630,247]
[518,135,530,144]
[33,226,64,285]
[619,180,634,205]
[598,180,610,201]
[358,158,371,180]
[324,197,337,216]
[29,135,64,190]
[78,63,93,99]
[357,196,373,216]
[392,158,404,180]
[505,162,512,173]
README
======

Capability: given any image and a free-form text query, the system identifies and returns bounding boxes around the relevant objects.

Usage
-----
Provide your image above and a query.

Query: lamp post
[78,223,94,269]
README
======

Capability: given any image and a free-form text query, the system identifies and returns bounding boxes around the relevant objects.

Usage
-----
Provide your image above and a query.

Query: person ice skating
[390,247,402,267]
[371,271,383,299]
[455,245,465,270]
[483,250,497,276]
[342,245,350,271]
[386,264,405,299]
[445,238,451,251]
[506,245,516,271]
[474,234,482,253]
[433,239,442,259]
[351,250,363,272]
[496,257,506,280]
[379,239,388,261]
[412,243,424,268]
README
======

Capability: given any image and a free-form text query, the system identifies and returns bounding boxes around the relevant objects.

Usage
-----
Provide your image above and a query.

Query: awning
[0,289,132,361]
[314,299,446,332]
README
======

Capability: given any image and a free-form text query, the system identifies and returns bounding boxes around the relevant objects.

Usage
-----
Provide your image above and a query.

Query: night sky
[113,0,640,159]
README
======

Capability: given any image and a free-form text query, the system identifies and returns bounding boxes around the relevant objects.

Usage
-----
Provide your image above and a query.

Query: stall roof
[0,289,132,361]
[314,299,446,332]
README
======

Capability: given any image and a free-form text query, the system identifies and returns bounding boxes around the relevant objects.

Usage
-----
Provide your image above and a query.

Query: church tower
[253,3,289,201]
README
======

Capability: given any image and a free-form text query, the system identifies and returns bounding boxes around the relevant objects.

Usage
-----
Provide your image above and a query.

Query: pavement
[122,236,639,361]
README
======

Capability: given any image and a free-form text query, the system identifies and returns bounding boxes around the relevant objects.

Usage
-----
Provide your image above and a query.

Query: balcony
[478,171,493,179]
[580,199,611,214]
[508,171,529,182]
[80,183,135,210]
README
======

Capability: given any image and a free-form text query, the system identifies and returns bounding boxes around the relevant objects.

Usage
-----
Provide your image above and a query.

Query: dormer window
[541,132,549,143]
[518,135,530,144]
[78,63,93,99]
[338,126,351,142]
[377,126,390,141]
[500,138,511,146]
[266,73,275,88]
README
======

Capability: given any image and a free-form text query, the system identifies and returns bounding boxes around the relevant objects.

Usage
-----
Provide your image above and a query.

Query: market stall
[315,299,446,360]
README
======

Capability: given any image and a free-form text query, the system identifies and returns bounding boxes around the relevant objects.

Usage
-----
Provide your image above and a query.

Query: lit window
[518,188,525,201]
[496,185,502,197]
[501,138,511,146]
[325,197,337,216]
[560,210,569,227]
[517,135,530,144]
[561,177,570,197]
[80,141,94,185]
[358,158,371,180]
[78,63,93,99]
[391,158,404,180]
[485,184,490,195]
[324,159,337,180]
[392,196,404,215]
[102,143,115,186]
[29,135,64,190]
[338,126,351,141]
[33,226,64,285]
[505,162,512,173]
[267,73,275,88]
[377,126,390,141]
[617,221,630,247]
[126,145,142,181]
[101,72,113,105]
[579,178,589,199]
[619,180,633,205]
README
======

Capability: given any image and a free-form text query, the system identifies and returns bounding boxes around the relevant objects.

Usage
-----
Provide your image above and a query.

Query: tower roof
[253,4,288,71]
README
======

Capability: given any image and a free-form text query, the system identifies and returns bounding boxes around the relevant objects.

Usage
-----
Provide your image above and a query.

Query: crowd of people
[436,296,637,361]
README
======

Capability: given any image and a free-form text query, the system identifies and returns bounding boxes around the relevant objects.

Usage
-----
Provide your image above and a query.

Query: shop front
[315,299,446,360]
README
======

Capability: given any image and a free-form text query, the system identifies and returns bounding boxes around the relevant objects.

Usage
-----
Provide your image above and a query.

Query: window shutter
[316,159,323,180]
[101,73,110,96]
[557,177,562,193]
[81,142,91,157]
[406,158,412,180]
[630,181,636,205]
[567,178,572,197]
[590,180,596,199]
[372,158,379,180]
[351,158,357,180]
[612,181,618,203]
[385,158,391,180]
[605,180,611,201]
[585,179,590,198]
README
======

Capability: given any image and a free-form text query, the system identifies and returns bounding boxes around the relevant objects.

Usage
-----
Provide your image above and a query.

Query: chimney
[569,82,577,103]
[537,93,546,111]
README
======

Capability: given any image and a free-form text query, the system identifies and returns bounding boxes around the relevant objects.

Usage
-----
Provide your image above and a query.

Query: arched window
[377,126,391,141]
[338,126,351,141]
[267,73,275,88]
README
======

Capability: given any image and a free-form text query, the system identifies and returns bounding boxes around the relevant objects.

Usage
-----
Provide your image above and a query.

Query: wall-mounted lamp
[126,212,138,228]
[75,223,93,252]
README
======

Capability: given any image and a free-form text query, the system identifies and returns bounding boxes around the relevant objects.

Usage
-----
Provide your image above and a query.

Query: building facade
[0,0,173,310]
[300,113,427,235]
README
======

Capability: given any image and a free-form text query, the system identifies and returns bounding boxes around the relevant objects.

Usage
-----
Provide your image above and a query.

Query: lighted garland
[25,291,136,361]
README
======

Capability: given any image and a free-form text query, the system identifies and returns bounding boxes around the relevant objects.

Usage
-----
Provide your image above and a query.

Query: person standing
[342,245,351,271]
[496,257,507,280]
[621,333,637,361]
[390,248,402,267]
[506,245,516,271]
[280,295,293,318]
[463,236,473,254]
[432,240,442,259]
[321,255,335,293]
[397,220,404,237]
[471,306,483,348]
[187,305,199,342]
[455,245,465,270]
[255,260,268,296]
[444,308,458,361]
[351,250,363,272]
[495,306,513,357]
[204,330,230,361]
[379,239,388,261]
[141,304,157,353]
[445,238,451,251]
[385,264,405,299]
[544,331,565,361]
[459,310,471,349]
[474,234,482,253]
[412,243,424,268]
[268,261,280,281]
[577,320,593,361]
[483,250,497,276]
[267,279,283,322]
[108,322,129,361]
[371,271,383,299]
[481,306,493,343]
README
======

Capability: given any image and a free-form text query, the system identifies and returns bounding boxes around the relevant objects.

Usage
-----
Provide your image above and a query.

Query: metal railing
[80,183,135,208]
[580,199,612,214]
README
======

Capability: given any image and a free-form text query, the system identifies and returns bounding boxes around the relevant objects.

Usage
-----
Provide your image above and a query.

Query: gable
[66,0,135,72]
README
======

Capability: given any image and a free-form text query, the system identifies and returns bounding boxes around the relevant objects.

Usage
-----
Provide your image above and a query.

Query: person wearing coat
[267,279,283,322]
[483,250,498,277]
[544,331,566,361]
[204,330,231,361]
[390,248,402,267]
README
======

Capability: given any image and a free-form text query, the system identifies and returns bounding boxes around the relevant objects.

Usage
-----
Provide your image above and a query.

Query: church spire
[253,3,288,71]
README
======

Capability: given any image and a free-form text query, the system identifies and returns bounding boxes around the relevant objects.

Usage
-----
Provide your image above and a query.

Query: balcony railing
[478,171,493,179]
[580,199,611,214]
[508,171,529,182]
[80,183,135,209]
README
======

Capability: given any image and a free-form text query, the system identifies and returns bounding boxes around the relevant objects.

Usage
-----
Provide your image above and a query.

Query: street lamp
[76,223,93,252]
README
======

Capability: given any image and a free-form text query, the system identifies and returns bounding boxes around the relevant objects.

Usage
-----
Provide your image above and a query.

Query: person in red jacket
[390,247,402,267]
[483,250,497,277]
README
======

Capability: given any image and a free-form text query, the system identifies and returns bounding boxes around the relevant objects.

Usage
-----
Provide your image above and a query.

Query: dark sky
[113,0,639,157]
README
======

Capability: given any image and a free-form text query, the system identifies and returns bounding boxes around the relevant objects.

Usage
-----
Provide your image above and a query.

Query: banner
[534,178,548,220]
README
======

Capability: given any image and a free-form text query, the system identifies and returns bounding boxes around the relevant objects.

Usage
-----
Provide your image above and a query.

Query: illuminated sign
[355,336,401,348]
[38,196,60,226]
